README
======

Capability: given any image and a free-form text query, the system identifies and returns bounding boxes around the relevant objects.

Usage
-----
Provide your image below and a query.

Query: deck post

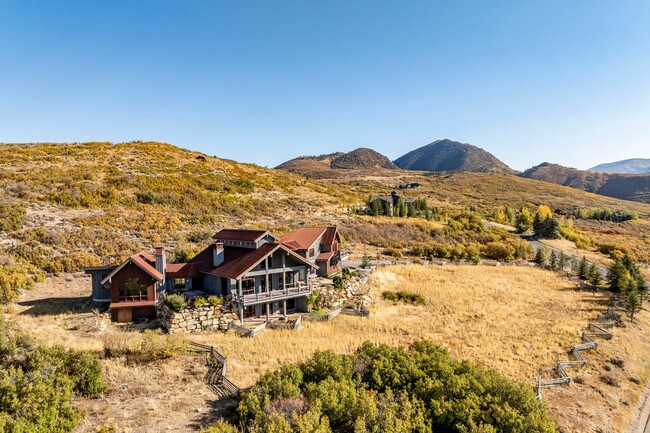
[266,303,270,321]
[265,257,270,293]
[283,300,287,317]
[282,255,287,290]
[238,279,244,323]
[239,305,244,323]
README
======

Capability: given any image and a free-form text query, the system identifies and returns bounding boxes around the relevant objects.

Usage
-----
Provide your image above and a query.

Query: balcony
[235,283,311,306]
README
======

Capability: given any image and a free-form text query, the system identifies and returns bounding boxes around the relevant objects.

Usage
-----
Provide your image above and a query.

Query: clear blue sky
[1,1,649,170]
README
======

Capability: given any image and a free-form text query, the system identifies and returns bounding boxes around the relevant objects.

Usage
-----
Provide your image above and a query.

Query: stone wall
[159,305,236,334]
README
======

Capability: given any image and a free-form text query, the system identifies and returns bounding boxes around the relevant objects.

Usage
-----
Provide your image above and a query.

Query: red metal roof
[316,251,335,261]
[212,229,275,242]
[100,251,163,284]
[166,262,204,278]
[279,227,327,250]
[321,226,339,246]
[207,243,317,279]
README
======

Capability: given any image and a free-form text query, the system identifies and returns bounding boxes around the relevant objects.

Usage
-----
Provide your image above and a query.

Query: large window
[241,278,255,295]
[173,278,186,290]
[119,278,147,301]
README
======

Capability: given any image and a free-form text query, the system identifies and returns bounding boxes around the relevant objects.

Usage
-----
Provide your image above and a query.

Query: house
[280,226,342,276]
[398,183,421,189]
[86,228,320,323]
[370,191,415,216]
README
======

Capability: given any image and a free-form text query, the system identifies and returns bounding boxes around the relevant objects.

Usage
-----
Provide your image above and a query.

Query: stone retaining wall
[159,305,236,334]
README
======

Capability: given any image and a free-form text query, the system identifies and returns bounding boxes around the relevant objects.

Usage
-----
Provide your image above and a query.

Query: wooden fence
[302,307,343,322]
[536,308,619,399]
[189,342,239,398]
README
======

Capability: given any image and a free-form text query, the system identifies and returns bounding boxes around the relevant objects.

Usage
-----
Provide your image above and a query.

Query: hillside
[522,162,650,204]
[589,158,650,174]
[276,147,397,178]
[393,139,515,173]
[0,141,359,268]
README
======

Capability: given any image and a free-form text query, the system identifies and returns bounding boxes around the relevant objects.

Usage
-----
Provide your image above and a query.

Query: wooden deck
[235,284,311,306]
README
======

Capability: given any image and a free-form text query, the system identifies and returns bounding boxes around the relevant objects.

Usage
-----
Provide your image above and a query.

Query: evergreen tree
[516,207,532,233]
[589,263,602,288]
[623,279,642,323]
[606,258,628,292]
[558,252,568,271]
[534,248,547,267]
[578,256,589,280]
[549,250,558,270]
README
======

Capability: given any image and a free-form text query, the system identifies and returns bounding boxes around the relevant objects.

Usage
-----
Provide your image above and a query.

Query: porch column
[282,254,287,290]
[238,279,242,297]
[265,257,270,292]
[265,303,270,321]
[238,279,244,323]
[283,300,287,317]
[239,305,244,323]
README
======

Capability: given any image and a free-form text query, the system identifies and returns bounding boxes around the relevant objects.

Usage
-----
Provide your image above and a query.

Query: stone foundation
[158,305,236,334]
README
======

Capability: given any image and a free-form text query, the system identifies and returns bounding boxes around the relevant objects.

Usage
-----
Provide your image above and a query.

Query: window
[241,278,255,294]
[119,278,147,301]
[173,278,186,290]
[266,255,273,268]
[309,248,315,257]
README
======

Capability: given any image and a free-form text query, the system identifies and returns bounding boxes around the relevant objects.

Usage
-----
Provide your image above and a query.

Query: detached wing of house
[280,226,342,276]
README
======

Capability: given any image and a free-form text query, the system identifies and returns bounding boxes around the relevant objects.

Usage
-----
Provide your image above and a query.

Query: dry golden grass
[10,268,650,432]
[192,265,608,388]
[540,238,614,268]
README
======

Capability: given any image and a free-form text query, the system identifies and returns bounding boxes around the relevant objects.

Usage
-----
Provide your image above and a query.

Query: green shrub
[381,290,425,306]
[332,275,344,291]
[165,293,187,312]
[382,247,403,258]
[207,295,222,306]
[129,330,187,364]
[0,202,26,232]
[215,341,556,433]
[0,264,36,304]
[193,296,207,308]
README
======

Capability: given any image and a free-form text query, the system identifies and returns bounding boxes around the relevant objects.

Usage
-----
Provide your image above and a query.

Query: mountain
[276,147,396,177]
[393,139,514,174]
[521,162,650,204]
[589,158,650,174]
[329,148,397,169]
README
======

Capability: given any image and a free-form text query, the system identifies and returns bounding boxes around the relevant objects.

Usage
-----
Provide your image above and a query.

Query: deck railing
[235,284,311,305]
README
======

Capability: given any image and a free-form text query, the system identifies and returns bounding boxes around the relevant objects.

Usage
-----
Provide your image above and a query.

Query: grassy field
[8,265,650,432]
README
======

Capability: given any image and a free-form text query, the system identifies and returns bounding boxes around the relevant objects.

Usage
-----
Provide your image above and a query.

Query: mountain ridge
[588,158,650,174]
[393,139,515,174]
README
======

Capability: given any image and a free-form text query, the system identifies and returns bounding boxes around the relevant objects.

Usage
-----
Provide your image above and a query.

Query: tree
[578,256,589,280]
[589,263,602,288]
[534,248,547,267]
[607,258,628,292]
[361,253,372,269]
[558,252,569,271]
[623,280,642,323]
[549,250,558,271]
[505,206,515,224]
[516,208,532,233]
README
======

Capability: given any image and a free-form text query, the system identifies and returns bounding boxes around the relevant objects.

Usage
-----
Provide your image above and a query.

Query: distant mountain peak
[329,148,396,169]
[588,158,650,174]
[393,139,514,174]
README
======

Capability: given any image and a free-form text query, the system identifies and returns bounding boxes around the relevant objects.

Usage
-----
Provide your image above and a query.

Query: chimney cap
[155,246,165,255]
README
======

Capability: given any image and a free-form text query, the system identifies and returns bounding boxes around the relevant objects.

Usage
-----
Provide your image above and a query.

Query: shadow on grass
[17,296,107,316]
[192,394,240,430]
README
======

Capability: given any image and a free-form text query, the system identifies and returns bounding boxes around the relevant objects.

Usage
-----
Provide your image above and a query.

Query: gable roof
[321,226,339,245]
[166,261,204,279]
[100,251,164,285]
[207,242,317,279]
[212,229,277,242]
[280,227,327,250]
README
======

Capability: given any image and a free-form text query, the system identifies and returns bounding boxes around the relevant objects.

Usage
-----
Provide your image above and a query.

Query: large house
[85,228,332,323]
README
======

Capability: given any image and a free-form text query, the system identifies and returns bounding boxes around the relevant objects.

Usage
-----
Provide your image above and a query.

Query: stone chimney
[213,242,225,267]
[155,246,166,278]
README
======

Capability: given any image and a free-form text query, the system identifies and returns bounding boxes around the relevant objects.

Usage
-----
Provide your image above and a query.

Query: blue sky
[1,1,649,170]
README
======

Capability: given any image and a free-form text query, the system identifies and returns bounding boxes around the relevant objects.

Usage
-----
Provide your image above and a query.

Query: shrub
[165,293,187,312]
[207,295,222,306]
[215,341,556,433]
[483,241,515,262]
[382,290,425,306]
[382,247,403,258]
[193,296,207,308]
[332,275,344,291]
[0,264,36,304]
[0,202,26,232]
[129,330,187,364]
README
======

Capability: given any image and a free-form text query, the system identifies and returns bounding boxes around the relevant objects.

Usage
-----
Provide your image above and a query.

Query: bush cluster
[208,341,555,433]
[381,290,425,305]
[0,318,106,432]
[165,294,187,312]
